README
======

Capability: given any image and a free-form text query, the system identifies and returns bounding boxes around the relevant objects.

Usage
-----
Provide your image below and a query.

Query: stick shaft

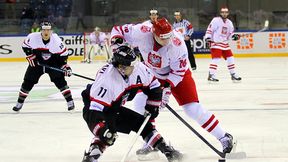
[166,104,225,158]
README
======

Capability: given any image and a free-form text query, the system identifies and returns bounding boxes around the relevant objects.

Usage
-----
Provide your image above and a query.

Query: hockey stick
[166,104,246,159]
[38,63,95,81]
[120,113,151,162]
[241,20,269,37]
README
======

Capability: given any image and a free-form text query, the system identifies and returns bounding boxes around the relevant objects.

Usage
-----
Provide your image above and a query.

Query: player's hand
[61,64,72,77]
[160,86,172,109]
[100,128,118,146]
[145,105,159,119]
[26,54,37,67]
[232,34,240,41]
[205,37,212,48]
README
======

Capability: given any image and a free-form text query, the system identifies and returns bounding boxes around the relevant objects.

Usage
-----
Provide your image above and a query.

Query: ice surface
[1,58,288,162]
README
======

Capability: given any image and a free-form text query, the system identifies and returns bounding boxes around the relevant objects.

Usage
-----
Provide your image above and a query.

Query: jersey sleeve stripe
[90,97,111,107]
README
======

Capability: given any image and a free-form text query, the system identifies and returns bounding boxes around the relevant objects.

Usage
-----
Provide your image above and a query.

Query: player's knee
[22,79,36,91]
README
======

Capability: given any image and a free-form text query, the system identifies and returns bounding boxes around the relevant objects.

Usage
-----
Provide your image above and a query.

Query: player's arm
[185,20,194,38]
[22,34,38,67]
[110,24,135,49]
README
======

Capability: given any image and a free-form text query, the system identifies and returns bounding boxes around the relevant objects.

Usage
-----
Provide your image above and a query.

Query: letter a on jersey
[136,75,142,84]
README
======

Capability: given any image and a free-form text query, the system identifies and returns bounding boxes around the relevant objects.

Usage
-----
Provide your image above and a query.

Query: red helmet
[152,18,173,39]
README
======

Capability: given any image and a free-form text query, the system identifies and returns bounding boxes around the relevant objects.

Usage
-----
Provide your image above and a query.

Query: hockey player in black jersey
[13,21,75,112]
[81,45,183,162]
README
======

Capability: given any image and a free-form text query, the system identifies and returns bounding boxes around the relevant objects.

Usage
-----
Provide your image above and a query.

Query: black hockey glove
[61,64,72,77]
[145,104,159,119]
[232,34,240,41]
[26,54,37,67]
[205,37,212,48]
[99,127,118,146]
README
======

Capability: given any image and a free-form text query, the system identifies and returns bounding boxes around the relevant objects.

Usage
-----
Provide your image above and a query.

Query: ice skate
[208,73,219,82]
[219,133,234,154]
[67,100,75,111]
[82,144,102,162]
[136,145,160,161]
[156,141,183,162]
[231,73,242,83]
[12,102,23,112]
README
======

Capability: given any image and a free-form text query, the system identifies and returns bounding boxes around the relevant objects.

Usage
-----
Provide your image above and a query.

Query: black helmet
[111,45,137,67]
[40,21,52,30]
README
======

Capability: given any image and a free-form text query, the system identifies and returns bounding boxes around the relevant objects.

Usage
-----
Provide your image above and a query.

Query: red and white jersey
[89,32,107,46]
[22,32,68,56]
[111,23,189,87]
[204,17,234,50]
[89,62,160,112]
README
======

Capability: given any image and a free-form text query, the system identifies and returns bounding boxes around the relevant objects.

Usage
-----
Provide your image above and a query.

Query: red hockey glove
[26,54,37,67]
[232,34,240,41]
[61,64,72,77]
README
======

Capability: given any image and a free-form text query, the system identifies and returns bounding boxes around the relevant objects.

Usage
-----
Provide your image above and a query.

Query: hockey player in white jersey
[85,27,108,63]
[110,18,234,160]
[204,6,241,82]
[13,21,74,112]
[81,45,183,162]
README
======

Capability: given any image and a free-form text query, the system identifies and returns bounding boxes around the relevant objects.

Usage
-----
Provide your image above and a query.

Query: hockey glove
[99,128,118,146]
[145,104,159,119]
[159,86,172,109]
[26,54,37,67]
[61,64,72,77]
[205,37,212,48]
[232,34,240,41]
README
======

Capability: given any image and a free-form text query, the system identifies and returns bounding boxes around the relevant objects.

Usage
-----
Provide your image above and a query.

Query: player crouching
[81,45,183,162]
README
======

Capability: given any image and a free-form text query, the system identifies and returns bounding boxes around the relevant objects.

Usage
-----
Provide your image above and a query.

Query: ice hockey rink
[0,57,288,162]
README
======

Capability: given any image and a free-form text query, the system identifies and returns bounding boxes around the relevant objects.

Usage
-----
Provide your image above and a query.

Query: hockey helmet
[220,6,229,12]
[150,9,158,15]
[111,45,137,67]
[94,27,101,32]
[40,21,52,30]
[152,18,173,39]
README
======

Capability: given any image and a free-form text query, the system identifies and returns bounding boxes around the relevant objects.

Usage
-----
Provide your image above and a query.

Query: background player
[81,45,182,162]
[110,18,234,159]
[84,27,108,63]
[173,11,197,70]
[204,7,242,82]
[13,21,74,112]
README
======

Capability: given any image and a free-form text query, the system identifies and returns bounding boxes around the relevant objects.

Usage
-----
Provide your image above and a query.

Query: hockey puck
[218,159,226,162]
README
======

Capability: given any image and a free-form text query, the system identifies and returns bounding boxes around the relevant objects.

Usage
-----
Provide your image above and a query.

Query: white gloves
[160,86,172,109]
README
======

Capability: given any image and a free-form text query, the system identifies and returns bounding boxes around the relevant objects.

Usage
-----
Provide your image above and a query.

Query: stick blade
[225,152,247,159]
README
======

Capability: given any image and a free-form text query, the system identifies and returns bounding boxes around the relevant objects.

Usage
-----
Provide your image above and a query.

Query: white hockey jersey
[22,32,68,56]
[89,62,161,112]
[204,17,234,50]
[111,23,189,87]
[89,32,107,46]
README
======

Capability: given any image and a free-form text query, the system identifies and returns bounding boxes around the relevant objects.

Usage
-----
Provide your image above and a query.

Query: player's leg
[118,107,183,162]
[13,66,43,111]
[185,39,197,70]
[172,70,234,153]
[132,91,159,159]
[223,50,242,82]
[208,48,222,82]
[86,45,94,63]
[48,69,74,111]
